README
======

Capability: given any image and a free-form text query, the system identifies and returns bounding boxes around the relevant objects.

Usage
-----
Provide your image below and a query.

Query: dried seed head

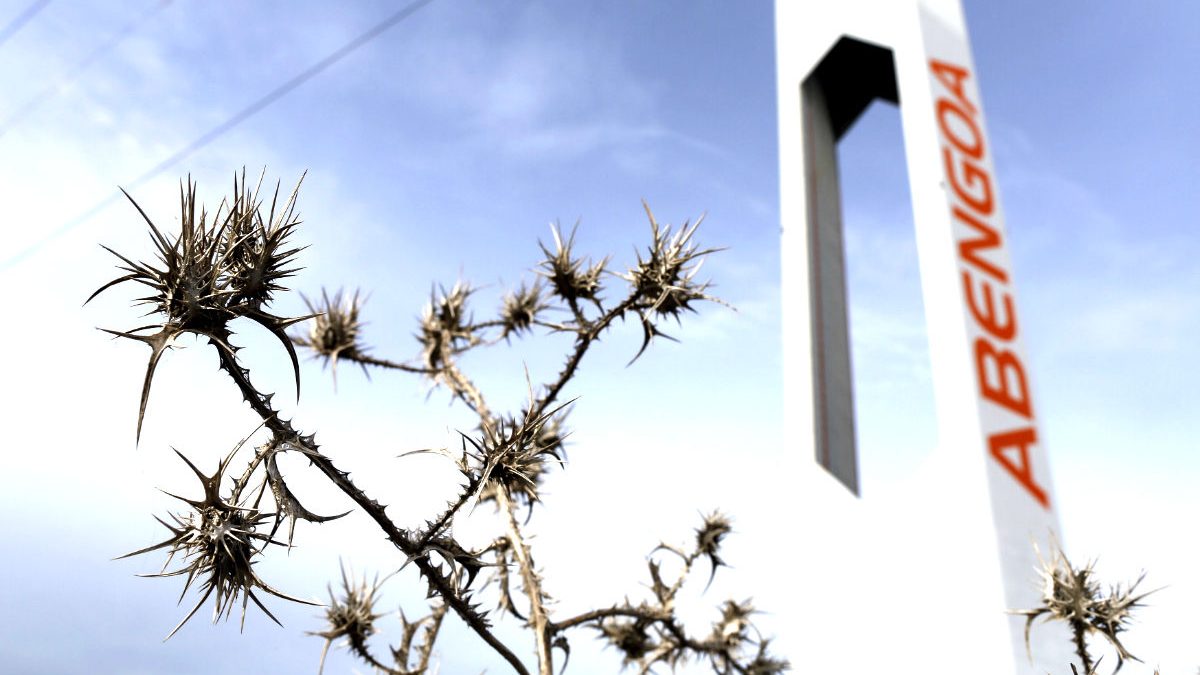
[1012,545,1155,672]
[742,642,790,675]
[696,510,732,587]
[711,599,755,649]
[88,172,311,440]
[538,222,606,304]
[599,619,654,664]
[696,511,732,558]
[473,404,569,506]
[623,202,722,320]
[93,179,228,328]
[499,281,547,339]
[419,282,475,371]
[310,563,387,674]
[620,202,727,364]
[293,288,367,384]
[117,448,317,639]
[217,168,305,309]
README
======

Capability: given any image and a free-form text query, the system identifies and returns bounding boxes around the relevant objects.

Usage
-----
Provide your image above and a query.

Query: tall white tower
[776,1,1070,671]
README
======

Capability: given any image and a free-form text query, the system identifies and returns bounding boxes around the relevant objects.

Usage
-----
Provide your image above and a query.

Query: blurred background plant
[89,170,787,675]
[1012,543,1157,675]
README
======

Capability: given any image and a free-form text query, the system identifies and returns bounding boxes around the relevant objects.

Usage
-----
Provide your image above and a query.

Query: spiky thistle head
[419,281,475,371]
[499,280,547,340]
[310,563,388,674]
[621,202,727,364]
[705,599,787,674]
[293,288,368,384]
[468,403,570,507]
[538,222,606,304]
[1012,545,1155,672]
[710,599,755,649]
[741,642,790,675]
[217,168,305,309]
[117,447,318,640]
[92,178,228,328]
[87,171,312,441]
[624,201,722,319]
[598,618,655,665]
[696,510,732,582]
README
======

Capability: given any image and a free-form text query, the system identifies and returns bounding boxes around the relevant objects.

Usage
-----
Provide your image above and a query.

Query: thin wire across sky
[0,0,174,139]
[0,0,50,50]
[0,0,437,274]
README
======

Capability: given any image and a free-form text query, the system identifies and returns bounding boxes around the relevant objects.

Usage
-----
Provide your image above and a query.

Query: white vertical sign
[777,1,1069,671]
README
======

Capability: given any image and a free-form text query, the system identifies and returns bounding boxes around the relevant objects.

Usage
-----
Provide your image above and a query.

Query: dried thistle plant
[619,202,727,364]
[419,281,477,373]
[310,564,444,675]
[1012,543,1156,674]
[499,281,548,340]
[538,222,606,308]
[117,443,318,639]
[92,172,784,675]
[86,170,311,440]
[583,512,788,675]
[294,288,368,385]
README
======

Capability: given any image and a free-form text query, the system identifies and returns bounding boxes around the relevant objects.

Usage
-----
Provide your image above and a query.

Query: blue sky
[0,1,1196,673]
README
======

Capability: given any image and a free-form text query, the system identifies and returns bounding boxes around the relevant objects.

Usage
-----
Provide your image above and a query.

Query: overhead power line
[0,0,437,274]
[0,0,175,139]
[0,0,49,49]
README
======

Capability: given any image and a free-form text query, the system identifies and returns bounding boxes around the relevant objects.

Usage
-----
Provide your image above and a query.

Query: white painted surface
[777,0,1072,671]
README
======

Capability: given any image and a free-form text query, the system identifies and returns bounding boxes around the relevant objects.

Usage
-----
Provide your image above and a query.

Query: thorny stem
[661,544,697,601]
[351,602,445,675]
[549,535,774,675]
[439,357,493,423]
[494,540,524,621]
[230,439,273,503]
[498,486,554,675]
[1071,618,1094,674]
[660,621,765,675]
[466,319,508,332]
[563,601,748,673]
[344,352,437,374]
[437,355,553,675]
[331,282,658,675]
[411,468,483,553]
[211,341,532,675]
[564,296,588,328]
[423,286,663,675]
[643,546,770,673]
[528,292,639,422]
[283,222,715,674]
[415,601,448,672]
[551,606,666,633]
[345,632,408,675]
